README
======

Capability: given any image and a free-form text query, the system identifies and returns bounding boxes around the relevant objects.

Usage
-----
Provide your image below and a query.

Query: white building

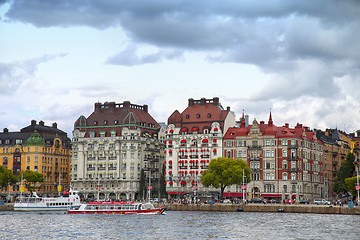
[71,101,164,200]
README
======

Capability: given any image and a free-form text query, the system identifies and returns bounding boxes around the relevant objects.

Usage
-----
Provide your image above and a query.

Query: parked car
[222,199,231,203]
[299,199,310,204]
[268,199,278,204]
[313,199,331,205]
[249,198,265,203]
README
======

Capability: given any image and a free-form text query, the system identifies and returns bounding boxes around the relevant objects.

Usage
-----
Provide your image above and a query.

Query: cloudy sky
[1,0,359,137]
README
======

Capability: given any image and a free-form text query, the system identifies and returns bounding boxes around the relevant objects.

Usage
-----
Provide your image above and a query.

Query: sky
[1,0,360,137]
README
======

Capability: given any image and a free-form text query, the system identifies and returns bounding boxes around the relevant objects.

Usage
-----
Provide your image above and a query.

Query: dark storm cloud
[3,0,359,101]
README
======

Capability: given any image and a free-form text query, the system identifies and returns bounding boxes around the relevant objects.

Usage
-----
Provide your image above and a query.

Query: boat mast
[97,178,100,201]
[58,172,61,196]
[148,169,151,201]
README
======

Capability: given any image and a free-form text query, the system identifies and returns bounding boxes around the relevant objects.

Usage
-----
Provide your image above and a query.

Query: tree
[0,166,18,190]
[345,176,360,198]
[159,163,167,197]
[202,157,251,200]
[22,170,44,194]
[334,153,355,193]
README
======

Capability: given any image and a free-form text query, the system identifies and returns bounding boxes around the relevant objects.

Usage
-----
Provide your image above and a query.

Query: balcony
[288,156,299,161]
[248,145,262,149]
[333,161,338,166]
[87,167,95,171]
[88,157,95,161]
[287,145,299,149]
[288,168,299,172]
[250,157,260,161]
[98,167,106,171]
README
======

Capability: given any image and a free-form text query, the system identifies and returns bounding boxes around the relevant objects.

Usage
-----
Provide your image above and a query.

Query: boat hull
[67,208,165,215]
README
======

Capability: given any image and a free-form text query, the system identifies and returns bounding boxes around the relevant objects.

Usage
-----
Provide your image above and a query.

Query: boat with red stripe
[67,201,165,215]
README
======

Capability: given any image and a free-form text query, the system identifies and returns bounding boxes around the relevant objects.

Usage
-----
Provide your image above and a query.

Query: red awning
[169,160,172,163]
[169,140,172,143]
[181,139,186,143]
[213,149,217,152]
[202,139,208,142]
[169,150,172,153]
[181,128,187,132]
[170,129,174,133]
[223,192,245,197]
[214,128,218,131]
[260,194,282,198]
[168,192,185,195]
[213,139,217,142]
[192,128,198,131]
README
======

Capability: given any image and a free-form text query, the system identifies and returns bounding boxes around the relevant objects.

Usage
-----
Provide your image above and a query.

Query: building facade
[0,120,71,196]
[71,101,164,201]
[164,97,236,199]
[223,113,325,202]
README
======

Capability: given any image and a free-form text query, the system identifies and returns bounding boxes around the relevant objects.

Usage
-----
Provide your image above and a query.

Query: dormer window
[104,120,108,125]
[93,121,97,125]
[207,113,211,118]
[115,120,118,124]
[186,114,190,119]
[196,114,200,118]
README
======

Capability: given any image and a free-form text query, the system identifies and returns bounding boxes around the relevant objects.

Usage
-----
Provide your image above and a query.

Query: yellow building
[0,120,71,196]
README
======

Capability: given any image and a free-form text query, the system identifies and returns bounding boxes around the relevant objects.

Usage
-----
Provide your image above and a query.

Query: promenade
[162,203,360,215]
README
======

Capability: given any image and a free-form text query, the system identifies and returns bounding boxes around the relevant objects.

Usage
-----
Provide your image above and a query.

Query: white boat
[14,188,81,211]
[67,201,165,215]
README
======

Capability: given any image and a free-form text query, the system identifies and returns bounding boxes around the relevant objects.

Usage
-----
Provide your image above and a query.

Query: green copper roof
[25,131,45,146]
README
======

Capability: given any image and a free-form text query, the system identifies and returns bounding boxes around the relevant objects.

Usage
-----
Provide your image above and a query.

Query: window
[282,172,288,180]
[186,114,190,119]
[282,150,287,157]
[266,162,270,169]
[291,173,296,180]
[227,151,231,158]
[283,160,287,169]
[196,114,200,118]
[266,150,270,157]
[266,140,270,146]
[207,113,212,118]
[271,150,275,157]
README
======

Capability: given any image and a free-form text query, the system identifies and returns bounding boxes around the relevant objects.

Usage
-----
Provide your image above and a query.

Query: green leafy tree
[345,176,360,197]
[334,153,355,193]
[22,170,44,194]
[159,164,167,197]
[202,157,251,200]
[0,166,18,190]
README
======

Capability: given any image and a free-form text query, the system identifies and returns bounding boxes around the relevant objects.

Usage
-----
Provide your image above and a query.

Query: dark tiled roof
[168,97,230,132]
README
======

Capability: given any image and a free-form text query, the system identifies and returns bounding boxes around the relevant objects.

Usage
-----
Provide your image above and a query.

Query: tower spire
[268,108,273,125]
[240,109,246,128]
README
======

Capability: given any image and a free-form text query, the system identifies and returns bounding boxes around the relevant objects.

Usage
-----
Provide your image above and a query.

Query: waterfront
[1,211,359,240]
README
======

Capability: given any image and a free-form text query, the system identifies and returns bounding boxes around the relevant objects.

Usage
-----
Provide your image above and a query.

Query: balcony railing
[250,157,260,161]
[288,168,299,172]
[287,145,299,149]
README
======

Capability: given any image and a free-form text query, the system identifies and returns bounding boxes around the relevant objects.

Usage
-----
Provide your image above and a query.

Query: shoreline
[162,203,360,215]
[2,203,359,215]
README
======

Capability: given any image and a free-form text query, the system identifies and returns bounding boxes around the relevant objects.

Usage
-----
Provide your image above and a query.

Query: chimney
[284,123,289,128]
[143,104,148,113]
[213,97,219,106]
[3,128,8,133]
[108,102,116,109]
[226,106,230,111]
[200,98,206,106]
[123,101,131,108]
[260,121,265,125]
[52,123,57,129]
[188,98,194,107]
[39,121,44,126]
[95,102,101,111]
[31,120,36,126]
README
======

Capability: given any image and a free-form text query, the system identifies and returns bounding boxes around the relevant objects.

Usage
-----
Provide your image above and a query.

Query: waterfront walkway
[162,203,360,215]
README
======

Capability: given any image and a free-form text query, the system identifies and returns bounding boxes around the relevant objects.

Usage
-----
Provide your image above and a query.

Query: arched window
[282,160,287,169]
[282,172,288,180]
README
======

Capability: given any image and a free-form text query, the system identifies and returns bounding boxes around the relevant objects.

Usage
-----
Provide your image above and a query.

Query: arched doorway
[251,187,261,198]
[109,193,116,201]
[120,193,127,201]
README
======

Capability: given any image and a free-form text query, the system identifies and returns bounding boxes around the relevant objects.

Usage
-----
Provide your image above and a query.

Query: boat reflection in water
[67,201,166,215]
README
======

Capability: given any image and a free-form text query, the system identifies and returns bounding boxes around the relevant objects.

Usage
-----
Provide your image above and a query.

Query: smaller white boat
[67,201,165,215]
[14,188,81,211]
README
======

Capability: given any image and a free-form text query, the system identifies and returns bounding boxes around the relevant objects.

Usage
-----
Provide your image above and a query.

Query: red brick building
[223,112,325,202]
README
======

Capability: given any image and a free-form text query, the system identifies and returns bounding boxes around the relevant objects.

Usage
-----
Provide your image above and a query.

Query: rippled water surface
[1,211,359,239]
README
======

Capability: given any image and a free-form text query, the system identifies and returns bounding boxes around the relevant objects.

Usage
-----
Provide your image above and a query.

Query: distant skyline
[1,0,359,136]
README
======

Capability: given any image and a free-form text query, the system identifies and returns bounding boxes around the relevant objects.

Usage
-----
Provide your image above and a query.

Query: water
[1,211,359,240]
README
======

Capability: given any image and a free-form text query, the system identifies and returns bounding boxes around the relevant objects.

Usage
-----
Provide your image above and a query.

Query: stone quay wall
[162,203,360,215]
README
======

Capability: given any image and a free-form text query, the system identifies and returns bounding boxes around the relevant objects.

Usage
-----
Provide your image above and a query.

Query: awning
[260,194,282,198]
[223,192,245,197]
[168,192,185,195]
[202,139,208,142]
[181,139,186,143]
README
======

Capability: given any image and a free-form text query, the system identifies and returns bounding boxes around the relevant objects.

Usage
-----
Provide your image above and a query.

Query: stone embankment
[0,203,14,211]
[162,203,360,215]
